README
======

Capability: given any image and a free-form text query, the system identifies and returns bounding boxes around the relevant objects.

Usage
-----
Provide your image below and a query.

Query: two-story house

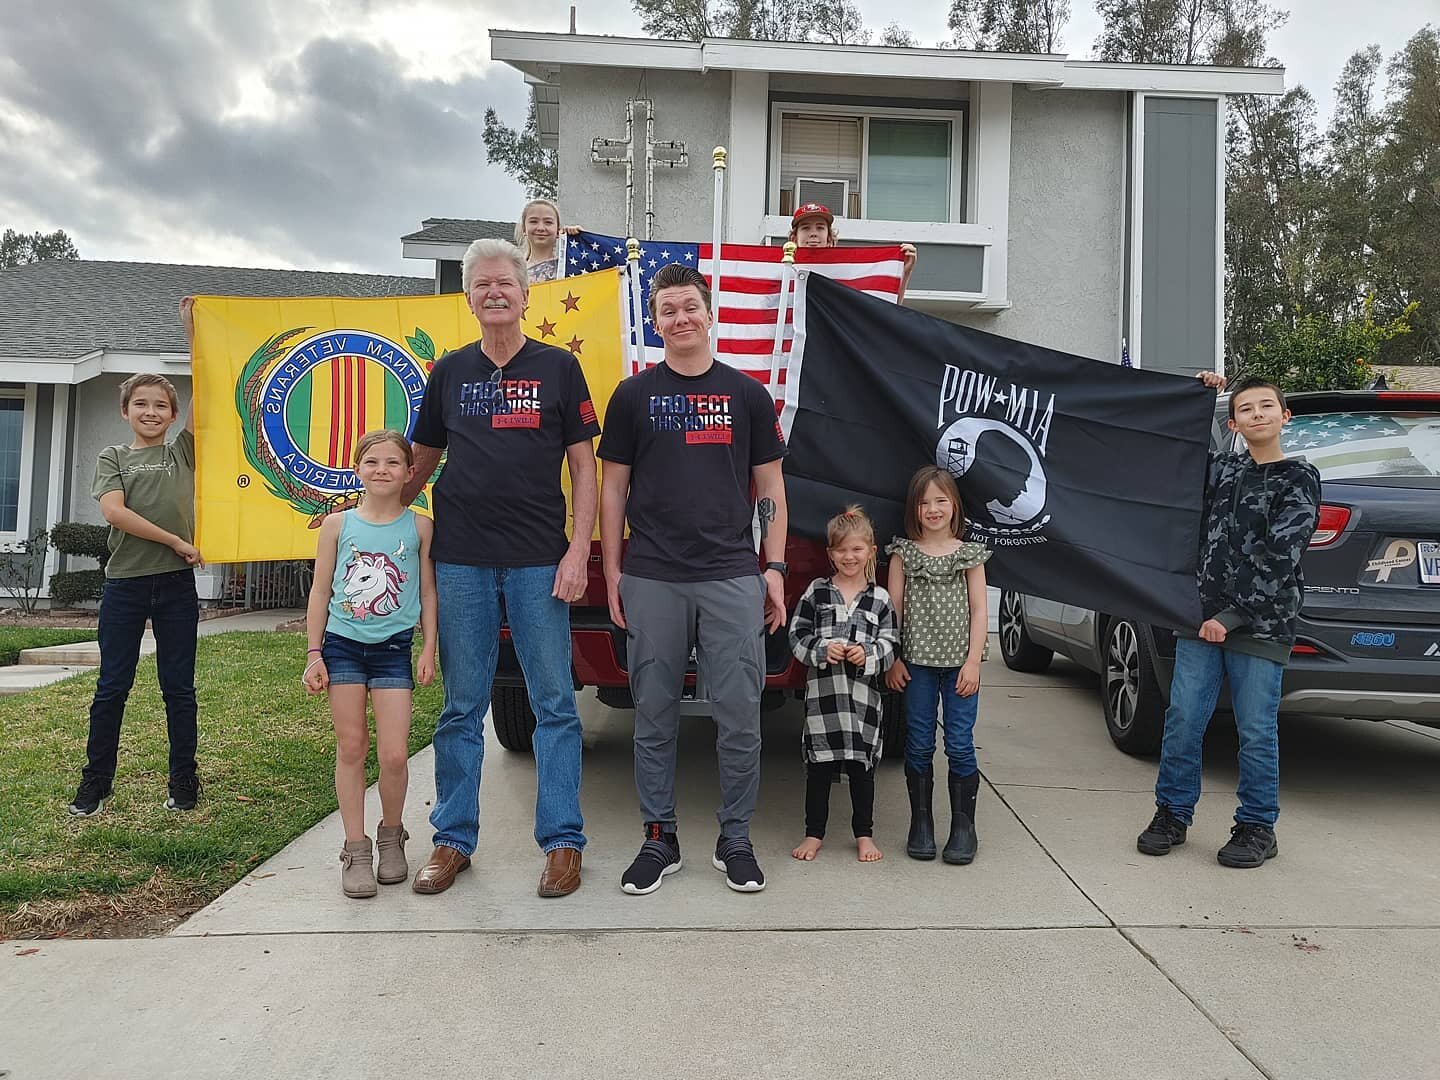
[448,31,1284,377]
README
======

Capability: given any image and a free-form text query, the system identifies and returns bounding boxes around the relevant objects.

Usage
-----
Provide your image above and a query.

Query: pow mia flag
[781,271,1213,631]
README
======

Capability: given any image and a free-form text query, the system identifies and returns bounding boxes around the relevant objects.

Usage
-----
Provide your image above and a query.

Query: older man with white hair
[403,238,599,898]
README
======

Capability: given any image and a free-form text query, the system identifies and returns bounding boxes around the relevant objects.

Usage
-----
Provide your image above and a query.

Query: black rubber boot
[905,767,937,860]
[942,771,979,865]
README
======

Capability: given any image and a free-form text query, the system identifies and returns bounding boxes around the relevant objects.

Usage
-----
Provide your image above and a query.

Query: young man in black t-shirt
[403,239,600,901]
[598,264,790,895]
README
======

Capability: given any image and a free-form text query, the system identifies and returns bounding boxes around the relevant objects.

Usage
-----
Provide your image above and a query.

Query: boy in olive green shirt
[68,370,203,817]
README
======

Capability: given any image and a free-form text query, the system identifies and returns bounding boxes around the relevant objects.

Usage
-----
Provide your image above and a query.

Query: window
[1269,411,1440,481]
[0,397,23,533]
[867,118,950,221]
[774,106,959,222]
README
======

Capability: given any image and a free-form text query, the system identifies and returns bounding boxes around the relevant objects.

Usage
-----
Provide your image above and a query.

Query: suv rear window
[1266,411,1440,480]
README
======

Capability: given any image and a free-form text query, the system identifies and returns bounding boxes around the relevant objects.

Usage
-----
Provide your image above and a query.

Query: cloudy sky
[1,0,1430,277]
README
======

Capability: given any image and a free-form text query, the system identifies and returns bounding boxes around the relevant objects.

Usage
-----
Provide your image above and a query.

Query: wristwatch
[764,561,789,578]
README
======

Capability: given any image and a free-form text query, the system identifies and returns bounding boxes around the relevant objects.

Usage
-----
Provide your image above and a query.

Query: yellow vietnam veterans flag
[192,268,626,562]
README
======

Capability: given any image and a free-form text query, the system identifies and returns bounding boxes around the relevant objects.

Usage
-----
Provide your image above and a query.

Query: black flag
[781,271,1213,631]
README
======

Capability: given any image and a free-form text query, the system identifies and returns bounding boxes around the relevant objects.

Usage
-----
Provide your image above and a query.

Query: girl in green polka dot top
[884,466,992,867]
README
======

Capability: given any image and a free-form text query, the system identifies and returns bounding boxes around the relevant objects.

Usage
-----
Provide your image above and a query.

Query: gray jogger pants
[619,573,767,839]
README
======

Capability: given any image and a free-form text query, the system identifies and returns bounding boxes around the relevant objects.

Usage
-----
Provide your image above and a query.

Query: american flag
[1279,411,1440,480]
[1121,339,1132,368]
[566,231,904,387]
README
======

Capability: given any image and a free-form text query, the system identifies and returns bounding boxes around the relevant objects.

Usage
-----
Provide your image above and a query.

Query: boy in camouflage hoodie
[1137,376,1321,869]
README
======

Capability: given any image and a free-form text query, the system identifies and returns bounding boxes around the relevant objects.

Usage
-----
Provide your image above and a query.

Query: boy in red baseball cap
[787,203,917,301]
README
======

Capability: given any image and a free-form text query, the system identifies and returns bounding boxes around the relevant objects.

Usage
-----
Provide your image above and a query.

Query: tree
[1311,46,1386,322]
[878,22,920,47]
[1223,87,1326,363]
[631,0,713,39]
[632,0,870,43]
[1,228,79,269]
[482,102,557,200]
[947,0,1069,53]
[1094,0,1283,65]
[1371,27,1440,364]
[810,0,870,44]
[1236,300,1415,392]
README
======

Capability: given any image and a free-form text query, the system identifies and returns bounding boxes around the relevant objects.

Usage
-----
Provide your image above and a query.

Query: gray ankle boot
[375,824,410,885]
[340,837,378,898]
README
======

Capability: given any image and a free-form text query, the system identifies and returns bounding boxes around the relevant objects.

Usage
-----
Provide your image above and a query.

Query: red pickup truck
[490,536,906,757]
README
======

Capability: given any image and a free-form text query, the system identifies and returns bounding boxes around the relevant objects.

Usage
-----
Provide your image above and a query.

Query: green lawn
[0,631,442,936]
[0,627,102,666]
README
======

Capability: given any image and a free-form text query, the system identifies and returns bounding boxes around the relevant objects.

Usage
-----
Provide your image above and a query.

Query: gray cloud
[0,0,533,272]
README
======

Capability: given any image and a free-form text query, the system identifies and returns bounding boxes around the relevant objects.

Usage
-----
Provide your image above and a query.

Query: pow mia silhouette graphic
[934,365,1054,546]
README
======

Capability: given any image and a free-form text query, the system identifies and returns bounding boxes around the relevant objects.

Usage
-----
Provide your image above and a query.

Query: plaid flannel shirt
[788,578,901,767]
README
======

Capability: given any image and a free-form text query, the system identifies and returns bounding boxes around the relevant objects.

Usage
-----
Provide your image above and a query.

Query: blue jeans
[1154,637,1285,828]
[903,664,979,777]
[82,570,199,784]
[430,562,584,856]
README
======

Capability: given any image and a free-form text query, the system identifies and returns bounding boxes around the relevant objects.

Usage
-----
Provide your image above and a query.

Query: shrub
[1236,300,1417,392]
[48,570,106,607]
[49,521,110,568]
[0,528,51,615]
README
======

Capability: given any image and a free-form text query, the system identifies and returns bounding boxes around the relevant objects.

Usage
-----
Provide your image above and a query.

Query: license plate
[1419,541,1440,585]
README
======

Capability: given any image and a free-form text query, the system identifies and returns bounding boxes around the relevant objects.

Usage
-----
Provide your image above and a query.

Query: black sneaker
[712,836,766,893]
[67,777,113,817]
[621,823,682,895]
[165,774,203,812]
[1217,822,1278,868]
[1136,807,1188,856]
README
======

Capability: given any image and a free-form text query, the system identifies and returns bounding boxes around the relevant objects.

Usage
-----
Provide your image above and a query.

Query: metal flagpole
[626,237,646,372]
[623,101,636,239]
[710,146,726,357]
[768,241,797,398]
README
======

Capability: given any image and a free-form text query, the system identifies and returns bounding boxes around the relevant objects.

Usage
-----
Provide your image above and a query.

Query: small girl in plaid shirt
[788,506,900,862]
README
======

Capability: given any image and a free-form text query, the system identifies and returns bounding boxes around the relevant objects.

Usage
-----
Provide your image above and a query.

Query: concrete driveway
[5,651,1439,1079]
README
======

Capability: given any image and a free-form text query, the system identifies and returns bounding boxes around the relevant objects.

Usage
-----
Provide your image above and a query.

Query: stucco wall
[952,87,1127,362]
[557,67,732,239]
[68,374,193,526]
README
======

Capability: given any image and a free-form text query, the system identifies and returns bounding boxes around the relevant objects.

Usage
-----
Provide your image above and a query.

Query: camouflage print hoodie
[1195,451,1321,664]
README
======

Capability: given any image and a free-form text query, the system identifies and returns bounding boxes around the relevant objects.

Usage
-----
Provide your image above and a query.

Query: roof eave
[489,28,1285,95]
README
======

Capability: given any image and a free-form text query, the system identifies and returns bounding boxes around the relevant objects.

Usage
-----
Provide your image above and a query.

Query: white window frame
[768,100,966,223]
[0,384,38,546]
[754,85,1011,309]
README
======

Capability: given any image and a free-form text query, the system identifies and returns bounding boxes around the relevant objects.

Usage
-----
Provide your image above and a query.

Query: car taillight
[1310,504,1351,548]
[1290,643,1321,655]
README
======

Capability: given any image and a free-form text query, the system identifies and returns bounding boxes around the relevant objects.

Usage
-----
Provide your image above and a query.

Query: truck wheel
[999,590,1053,673]
[1102,617,1165,755]
[492,685,537,753]
[881,691,907,760]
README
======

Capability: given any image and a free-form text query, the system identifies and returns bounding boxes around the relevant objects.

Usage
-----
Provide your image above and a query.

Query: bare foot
[856,837,883,862]
[791,837,823,860]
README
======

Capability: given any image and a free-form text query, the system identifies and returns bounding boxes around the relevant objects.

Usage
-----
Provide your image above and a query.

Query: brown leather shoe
[537,847,582,898]
[411,846,471,894]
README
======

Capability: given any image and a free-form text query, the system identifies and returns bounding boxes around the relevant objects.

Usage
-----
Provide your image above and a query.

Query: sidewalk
[0,608,305,696]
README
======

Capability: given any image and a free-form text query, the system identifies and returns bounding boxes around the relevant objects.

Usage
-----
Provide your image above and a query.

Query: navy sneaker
[1136,807,1188,856]
[712,836,765,893]
[621,823,682,895]
[1217,822,1278,868]
[68,777,113,817]
[165,774,203,812]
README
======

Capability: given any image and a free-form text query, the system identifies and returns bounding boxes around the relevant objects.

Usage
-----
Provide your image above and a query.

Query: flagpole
[769,241,797,398]
[626,237,646,372]
[710,146,726,358]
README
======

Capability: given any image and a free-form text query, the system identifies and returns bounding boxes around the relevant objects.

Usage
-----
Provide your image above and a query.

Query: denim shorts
[322,628,414,690]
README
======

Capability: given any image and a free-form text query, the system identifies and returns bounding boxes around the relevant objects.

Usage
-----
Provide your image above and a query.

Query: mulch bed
[0,608,251,631]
